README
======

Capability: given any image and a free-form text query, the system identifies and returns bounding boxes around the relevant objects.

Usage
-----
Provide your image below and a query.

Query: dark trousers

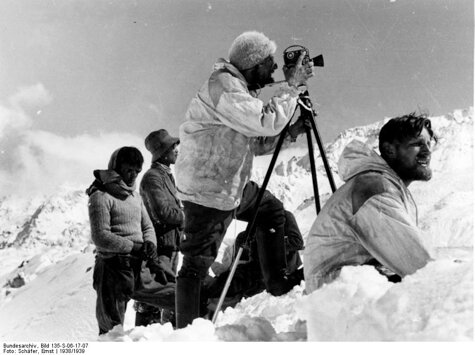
[205,208,304,301]
[93,254,176,334]
[178,181,286,280]
[93,254,141,335]
[134,251,179,326]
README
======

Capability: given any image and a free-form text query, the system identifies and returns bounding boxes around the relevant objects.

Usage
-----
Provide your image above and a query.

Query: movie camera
[283,45,324,68]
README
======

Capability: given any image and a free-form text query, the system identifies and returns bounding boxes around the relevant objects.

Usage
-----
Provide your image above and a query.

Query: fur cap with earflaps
[228,31,277,71]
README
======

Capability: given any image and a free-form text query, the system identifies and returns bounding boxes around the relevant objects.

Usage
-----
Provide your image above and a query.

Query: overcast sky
[0,0,473,146]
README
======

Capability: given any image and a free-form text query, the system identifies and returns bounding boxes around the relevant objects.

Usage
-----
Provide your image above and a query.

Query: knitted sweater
[88,190,156,254]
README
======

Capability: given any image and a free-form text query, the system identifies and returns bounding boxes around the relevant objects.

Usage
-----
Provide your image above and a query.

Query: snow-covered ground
[0,108,473,343]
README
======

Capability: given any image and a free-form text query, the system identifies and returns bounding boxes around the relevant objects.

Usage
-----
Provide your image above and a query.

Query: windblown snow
[0,108,473,342]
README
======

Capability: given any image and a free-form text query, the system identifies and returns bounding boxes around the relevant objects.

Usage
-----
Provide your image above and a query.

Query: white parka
[175,58,301,210]
[304,140,431,293]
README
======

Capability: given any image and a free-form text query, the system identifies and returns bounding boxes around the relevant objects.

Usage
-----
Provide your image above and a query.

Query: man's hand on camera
[288,116,311,141]
[283,52,315,88]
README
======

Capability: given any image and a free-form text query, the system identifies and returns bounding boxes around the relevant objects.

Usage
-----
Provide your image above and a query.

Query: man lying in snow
[304,113,436,293]
[86,146,175,335]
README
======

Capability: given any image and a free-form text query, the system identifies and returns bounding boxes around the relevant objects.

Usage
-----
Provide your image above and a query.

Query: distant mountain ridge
[255,107,473,212]
[0,189,89,250]
[0,107,472,259]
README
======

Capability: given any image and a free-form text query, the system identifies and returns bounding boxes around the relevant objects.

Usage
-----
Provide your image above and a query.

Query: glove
[130,242,144,258]
[147,256,176,285]
[143,240,158,260]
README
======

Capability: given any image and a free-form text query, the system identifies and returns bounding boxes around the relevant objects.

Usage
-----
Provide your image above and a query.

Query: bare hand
[288,115,311,139]
[283,52,315,88]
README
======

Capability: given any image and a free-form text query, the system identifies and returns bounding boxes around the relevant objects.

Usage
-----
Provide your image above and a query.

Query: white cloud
[0,83,52,139]
[0,101,30,139]
[8,83,52,108]
[0,84,148,196]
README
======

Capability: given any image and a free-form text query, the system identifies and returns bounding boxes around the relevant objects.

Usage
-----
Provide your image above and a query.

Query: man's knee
[178,254,216,280]
[259,192,285,228]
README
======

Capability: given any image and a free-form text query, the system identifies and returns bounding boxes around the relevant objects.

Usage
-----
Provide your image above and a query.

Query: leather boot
[255,227,292,296]
[175,276,201,329]
[160,308,176,328]
[134,301,161,326]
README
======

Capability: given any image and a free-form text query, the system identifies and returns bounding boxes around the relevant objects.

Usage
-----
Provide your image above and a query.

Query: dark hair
[379,112,437,158]
[114,146,144,170]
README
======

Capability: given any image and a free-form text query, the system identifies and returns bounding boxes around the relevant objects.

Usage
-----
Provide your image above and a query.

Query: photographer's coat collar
[213,58,248,84]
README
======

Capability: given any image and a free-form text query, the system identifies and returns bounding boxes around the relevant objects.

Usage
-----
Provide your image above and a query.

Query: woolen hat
[144,129,179,162]
[228,31,277,71]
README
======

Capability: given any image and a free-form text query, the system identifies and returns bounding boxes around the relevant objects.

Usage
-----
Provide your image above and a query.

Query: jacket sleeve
[88,192,134,253]
[141,174,184,227]
[215,84,300,137]
[141,200,157,246]
[351,192,431,277]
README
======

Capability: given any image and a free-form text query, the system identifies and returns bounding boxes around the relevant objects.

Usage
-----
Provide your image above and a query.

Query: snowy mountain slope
[0,108,472,341]
[0,252,96,341]
[0,188,89,249]
[0,188,90,289]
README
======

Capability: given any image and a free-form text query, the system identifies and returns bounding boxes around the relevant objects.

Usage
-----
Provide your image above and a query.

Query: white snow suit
[304,140,431,293]
[174,58,301,210]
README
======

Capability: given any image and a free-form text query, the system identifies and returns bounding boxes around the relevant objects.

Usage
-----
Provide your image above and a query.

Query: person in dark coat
[204,190,304,311]
[87,146,176,335]
[134,130,184,327]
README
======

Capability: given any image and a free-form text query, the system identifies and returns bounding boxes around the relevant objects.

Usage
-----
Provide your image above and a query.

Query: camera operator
[174,30,314,328]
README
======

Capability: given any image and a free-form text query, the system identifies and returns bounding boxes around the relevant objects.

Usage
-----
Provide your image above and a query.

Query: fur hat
[145,129,179,163]
[228,31,277,71]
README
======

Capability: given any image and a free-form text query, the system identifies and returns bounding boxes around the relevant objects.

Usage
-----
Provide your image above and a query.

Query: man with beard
[304,113,436,293]
[174,31,314,327]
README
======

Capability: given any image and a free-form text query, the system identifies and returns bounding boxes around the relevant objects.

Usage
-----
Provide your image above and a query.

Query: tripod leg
[305,125,321,213]
[308,114,337,193]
